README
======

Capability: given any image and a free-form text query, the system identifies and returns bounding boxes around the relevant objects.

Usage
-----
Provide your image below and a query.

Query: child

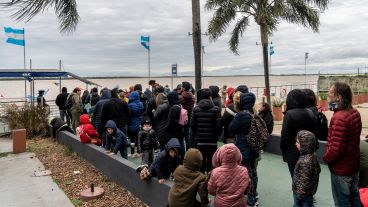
[168,148,209,207]
[137,118,159,166]
[208,143,250,207]
[258,102,274,134]
[293,130,321,207]
[136,138,181,184]
[76,114,102,146]
[105,120,131,159]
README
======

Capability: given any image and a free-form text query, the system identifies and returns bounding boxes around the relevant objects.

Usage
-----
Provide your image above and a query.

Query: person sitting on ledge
[76,114,102,146]
[136,138,182,184]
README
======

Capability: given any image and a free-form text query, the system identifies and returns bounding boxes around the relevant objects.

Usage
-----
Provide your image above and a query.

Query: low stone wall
[57,131,172,207]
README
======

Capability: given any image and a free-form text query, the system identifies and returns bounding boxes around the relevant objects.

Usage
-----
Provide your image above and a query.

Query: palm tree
[191,0,202,91]
[205,0,329,104]
[1,0,80,33]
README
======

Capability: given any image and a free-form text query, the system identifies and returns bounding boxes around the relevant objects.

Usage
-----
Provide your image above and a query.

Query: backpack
[178,105,188,126]
[65,94,74,110]
[316,111,328,141]
[246,112,269,151]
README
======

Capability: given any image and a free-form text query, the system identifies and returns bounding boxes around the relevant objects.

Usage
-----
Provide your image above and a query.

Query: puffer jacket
[101,97,130,133]
[137,128,158,153]
[105,120,130,155]
[55,92,69,110]
[208,144,250,207]
[149,138,182,179]
[281,89,317,164]
[221,103,236,142]
[259,108,274,134]
[323,107,361,176]
[179,91,195,119]
[191,99,221,144]
[154,101,170,145]
[209,86,222,109]
[293,130,321,202]
[168,148,209,207]
[128,91,144,133]
[93,89,111,127]
[228,92,259,163]
[85,92,100,106]
[165,105,184,141]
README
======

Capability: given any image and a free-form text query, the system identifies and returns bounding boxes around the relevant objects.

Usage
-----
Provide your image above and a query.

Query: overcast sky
[0,0,367,77]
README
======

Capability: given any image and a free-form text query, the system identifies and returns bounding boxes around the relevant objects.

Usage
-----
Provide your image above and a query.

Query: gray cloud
[0,0,367,77]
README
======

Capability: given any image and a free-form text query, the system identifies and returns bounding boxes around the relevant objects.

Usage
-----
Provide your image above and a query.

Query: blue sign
[172,64,177,76]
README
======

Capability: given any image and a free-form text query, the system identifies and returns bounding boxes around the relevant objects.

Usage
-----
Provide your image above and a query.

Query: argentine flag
[141,35,150,50]
[4,27,25,46]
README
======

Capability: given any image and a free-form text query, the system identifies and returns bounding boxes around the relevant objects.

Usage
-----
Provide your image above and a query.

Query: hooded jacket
[221,103,236,142]
[78,114,101,145]
[323,107,361,176]
[191,99,221,145]
[225,87,235,107]
[259,107,274,134]
[85,92,100,106]
[168,148,209,207]
[101,95,130,133]
[293,130,321,201]
[209,86,222,109]
[105,120,130,155]
[281,89,317,164]
[154,100,171,144]
[179,91,195,119]
[93,89,111,127]
[149,138,182,179]
[228,92,259,163]
[208,144,250,207]
[137,127,158,153]
[165,104,184,141]
[70,92,82,112]
[55,91,69,110]
[128,91,144,133]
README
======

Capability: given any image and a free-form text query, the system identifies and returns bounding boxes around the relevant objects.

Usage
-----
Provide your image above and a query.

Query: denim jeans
[59,110,70,126]
[293,193,314,207]
[330,172,363,207]
[288,163,296,177]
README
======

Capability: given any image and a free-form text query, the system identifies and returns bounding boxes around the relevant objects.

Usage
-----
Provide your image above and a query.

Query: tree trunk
[191,0,202,91]
[260,24,271,104]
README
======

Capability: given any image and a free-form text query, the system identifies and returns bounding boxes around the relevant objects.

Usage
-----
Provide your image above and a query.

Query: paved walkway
[0,138,73,207]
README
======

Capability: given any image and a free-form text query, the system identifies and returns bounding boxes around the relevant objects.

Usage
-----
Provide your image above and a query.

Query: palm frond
[282,0,321,32]
[229,16,250,54]
[1,0,79,33]
[207,2,237,41]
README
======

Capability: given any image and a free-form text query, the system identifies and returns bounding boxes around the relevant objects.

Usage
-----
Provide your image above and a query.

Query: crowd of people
[53,80,367,207]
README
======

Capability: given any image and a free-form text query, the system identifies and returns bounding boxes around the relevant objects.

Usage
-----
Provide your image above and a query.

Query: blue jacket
[93,89,111,127]
[228,92,259,164]
[149,138,182,179]
[105,120,129,158]
[128,91,144,133]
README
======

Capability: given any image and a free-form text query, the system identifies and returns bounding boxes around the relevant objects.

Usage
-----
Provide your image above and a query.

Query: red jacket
[323,108,361,176]
[78,114,102,146]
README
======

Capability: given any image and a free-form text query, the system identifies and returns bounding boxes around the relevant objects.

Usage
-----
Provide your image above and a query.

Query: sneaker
[136,164,149,173]
[128,154,133,158]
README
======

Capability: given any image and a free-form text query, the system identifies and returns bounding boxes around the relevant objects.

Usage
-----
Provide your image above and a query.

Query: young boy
[293,130,321,207]
[168,148,209,207]
[137,118,159,166]
[105,120,130,159]
[136,138,181,184]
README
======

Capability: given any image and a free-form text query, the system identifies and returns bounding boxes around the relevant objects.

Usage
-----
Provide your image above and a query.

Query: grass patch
[71,198,82,206]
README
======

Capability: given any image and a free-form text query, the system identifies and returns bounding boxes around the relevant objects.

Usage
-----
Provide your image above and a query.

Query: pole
[304,53,307,86]
[23,28,27,102]
[148,36,151,83]
[270,50,272,76]
[59,60,62,93]
[29,59,33,106]
[201,45,204,87]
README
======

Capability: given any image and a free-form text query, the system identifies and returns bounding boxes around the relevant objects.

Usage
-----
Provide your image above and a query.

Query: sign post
[171,64,177,90]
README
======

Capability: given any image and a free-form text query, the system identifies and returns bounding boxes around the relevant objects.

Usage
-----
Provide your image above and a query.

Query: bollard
[12,129,27,153]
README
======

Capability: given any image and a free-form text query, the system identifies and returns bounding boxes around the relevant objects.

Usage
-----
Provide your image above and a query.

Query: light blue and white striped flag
[141,35,150,50]
[4,27,25,46]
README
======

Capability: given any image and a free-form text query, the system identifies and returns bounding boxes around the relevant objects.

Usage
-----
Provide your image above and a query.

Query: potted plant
[318,93,328,111]
[272,97,285,121]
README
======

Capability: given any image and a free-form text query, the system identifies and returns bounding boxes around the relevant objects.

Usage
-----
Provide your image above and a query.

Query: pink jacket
[208,144,250,207]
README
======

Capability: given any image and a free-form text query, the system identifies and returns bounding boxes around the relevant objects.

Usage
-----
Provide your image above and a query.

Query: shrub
[319,93,328,101]
[1,103,49,138]
[272,97,285,107]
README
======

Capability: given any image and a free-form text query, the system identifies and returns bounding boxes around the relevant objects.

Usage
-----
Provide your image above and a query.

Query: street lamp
[305,52,309,86]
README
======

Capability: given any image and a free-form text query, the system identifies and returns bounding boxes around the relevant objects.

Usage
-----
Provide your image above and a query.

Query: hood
[84,124,99,138]
[181,91,193,100]
[91,92,99,97]
[212,144,242,168]
[236,85,249,93]
[297,130,316,155]
[105,120,117,132]
[198,99,215,110]
[134,84,142,92]
[238,92,255,111]
[156,93,168,105]
[144,88,152,100]
[166,138,181,151]
[167,91,179,106]
[227,87,235,99]
[183,148,203,171]
[209,86,220,98]
[286,89,308,110]
[129,91,140,102]
[101,89,111,100]
[80,114,91,125]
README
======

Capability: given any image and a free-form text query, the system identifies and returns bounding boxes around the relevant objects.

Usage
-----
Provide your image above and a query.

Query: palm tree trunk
[191,0,202,91]
[260,24,271,104]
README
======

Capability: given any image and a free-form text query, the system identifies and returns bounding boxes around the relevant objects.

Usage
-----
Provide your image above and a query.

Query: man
[55,87,70,126]
[323,82,363,207]
[180,81,196,149]
[70,87,83,131]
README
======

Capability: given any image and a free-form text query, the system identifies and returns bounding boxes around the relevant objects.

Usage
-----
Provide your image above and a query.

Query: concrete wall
[57,131,172,207]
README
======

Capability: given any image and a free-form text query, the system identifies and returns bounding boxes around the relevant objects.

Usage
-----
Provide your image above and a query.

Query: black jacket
[281,89,317,164]
[191,99,221,144]
[165,105,184,141]
[259,109,274,134]
[154,102,170,145]
[101,98,131,133]
[55,92,69,110]
[221,103,236,141]
[137,128,158,153]
[85,92,100,106]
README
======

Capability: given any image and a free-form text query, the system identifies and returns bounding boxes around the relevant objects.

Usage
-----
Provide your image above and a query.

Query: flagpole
[148,36,151,82]
[23,28,27,102]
